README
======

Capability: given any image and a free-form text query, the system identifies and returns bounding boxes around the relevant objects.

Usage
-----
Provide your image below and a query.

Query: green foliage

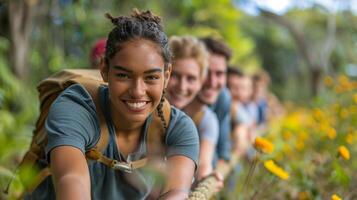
[0,37,37,195]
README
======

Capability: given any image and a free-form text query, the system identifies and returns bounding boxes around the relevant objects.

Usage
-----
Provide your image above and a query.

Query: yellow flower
[264,160,289,180]
[283,131,292,140]
[331,194,342,200]
[312,108,324,121]
[338,75,349,86]
[324,76,334,87]
[338,145,350,160]
[346,133,353,144]
[254,137,274,153]
[297,191,309,200]
[339,109,349,119]
[327,127,336,140]
[295,140,305,151]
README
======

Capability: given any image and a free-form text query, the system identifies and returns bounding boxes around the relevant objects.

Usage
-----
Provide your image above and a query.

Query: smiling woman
[24,10,199,200]
[166,36,223,190]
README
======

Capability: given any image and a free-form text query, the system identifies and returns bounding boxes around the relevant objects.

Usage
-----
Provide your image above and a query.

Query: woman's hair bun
[131,9,161,24]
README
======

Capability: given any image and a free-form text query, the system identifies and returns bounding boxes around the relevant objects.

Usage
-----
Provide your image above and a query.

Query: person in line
[26,10,199,200]
[252,70,284,129]
[227,66,258,156]
[199,37,233,166]
[166,36,219,180]
[89,38,107,69]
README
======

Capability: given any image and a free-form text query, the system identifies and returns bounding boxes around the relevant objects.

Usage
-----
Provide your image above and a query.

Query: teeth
[126,102,147,109]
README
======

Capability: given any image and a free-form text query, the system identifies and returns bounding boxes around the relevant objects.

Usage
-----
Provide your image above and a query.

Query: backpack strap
[230,103,239,128]
[85,99,171,172]
[191,108,205,128]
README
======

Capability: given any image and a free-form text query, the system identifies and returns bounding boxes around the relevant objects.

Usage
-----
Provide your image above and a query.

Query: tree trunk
[311,67,322,96]
[8,0,36,80]
[260,9,336,97]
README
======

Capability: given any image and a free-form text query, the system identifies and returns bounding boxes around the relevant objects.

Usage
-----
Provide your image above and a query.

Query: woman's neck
[110,109,145,137]
[183,97,205,118]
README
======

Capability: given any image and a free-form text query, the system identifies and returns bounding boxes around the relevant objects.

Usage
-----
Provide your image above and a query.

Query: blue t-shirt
[26,84,199,200]
[198,106,219,145]
[210,87,232,161]
[235,102,258,127]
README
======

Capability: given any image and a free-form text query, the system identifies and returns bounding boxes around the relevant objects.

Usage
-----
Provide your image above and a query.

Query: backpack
[7,69,171,196]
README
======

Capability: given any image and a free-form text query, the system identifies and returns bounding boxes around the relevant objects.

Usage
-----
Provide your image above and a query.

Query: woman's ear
[164,64,172,88]
[100,58,109,82]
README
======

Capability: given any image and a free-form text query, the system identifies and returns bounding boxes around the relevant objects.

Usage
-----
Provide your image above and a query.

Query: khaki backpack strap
[231,103,239,128]
[83,76,153,171]
[86,99,171,171]
[147,99,171,157]
[191,108,205,128]
[77,77,110,152]
[86,148,148,173]
[26,167,51,194]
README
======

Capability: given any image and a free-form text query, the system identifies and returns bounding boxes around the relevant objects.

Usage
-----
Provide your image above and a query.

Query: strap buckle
[112,161,133,173]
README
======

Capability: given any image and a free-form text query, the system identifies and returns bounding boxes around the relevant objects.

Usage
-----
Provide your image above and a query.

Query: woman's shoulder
[52,83,99,114]
[166,107,197,137]
[200,106,219,130]
[57,83,93,101]
[202,106,218,121]
[167,106,194,127]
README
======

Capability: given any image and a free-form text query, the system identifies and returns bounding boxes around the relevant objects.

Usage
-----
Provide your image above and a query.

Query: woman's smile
[122,100,151,112]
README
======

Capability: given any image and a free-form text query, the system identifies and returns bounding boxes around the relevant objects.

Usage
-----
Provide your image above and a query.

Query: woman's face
[101,39,170,124]
[166,58,202,109]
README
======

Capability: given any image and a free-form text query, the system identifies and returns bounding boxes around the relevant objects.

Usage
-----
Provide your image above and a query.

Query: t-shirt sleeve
[165,107,199,167]
[45,84,100,159]
[211,88,232,161]
[198,107,219,145]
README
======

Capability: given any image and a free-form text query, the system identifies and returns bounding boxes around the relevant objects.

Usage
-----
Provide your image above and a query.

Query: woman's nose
[129,79,146,98]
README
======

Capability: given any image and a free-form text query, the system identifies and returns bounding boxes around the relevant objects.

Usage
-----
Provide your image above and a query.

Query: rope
[188,152,239,200]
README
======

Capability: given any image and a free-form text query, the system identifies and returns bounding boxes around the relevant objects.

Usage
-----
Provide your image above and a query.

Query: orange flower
[254,137,274,153]
[264,160,289,180]
[338,145,350,160]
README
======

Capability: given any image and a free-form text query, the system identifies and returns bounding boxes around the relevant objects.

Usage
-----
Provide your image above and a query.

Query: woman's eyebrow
[113,65,132,73]
[113,66,163,74]
[144,68,163,74]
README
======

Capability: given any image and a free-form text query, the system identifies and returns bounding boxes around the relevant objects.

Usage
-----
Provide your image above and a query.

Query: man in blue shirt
[198,37,232,163]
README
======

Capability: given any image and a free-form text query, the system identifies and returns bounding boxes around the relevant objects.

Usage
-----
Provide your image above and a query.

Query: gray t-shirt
[26,84,199,200]
[198,106,219,145]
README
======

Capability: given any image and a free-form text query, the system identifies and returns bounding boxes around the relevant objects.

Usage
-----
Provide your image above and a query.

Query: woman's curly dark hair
[104,9,171,69]
[104,10,171,130]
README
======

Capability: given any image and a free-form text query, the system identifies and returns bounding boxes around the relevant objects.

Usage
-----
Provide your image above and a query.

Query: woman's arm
[50,146,91,200]
[197,139,214,180]
[159,155,195,200]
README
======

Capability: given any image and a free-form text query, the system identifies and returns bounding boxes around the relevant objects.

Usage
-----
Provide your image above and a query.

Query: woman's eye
[146,75,160,80]
[188,76,197,83]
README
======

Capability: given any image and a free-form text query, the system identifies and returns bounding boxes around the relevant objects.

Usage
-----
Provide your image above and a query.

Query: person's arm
[212,88,232,162]
[197,139,215,179]
[196,108,219,179]
[162,108,200,199]
[159,155,195,200]
[50,146,91,200]
[44,85,100,200]
[216,108,232,162]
